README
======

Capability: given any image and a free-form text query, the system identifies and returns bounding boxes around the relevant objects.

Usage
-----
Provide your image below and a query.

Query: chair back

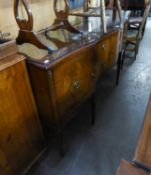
[137,2,151,39]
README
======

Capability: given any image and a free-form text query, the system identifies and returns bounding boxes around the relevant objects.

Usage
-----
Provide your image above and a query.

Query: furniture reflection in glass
[14,0,122,50]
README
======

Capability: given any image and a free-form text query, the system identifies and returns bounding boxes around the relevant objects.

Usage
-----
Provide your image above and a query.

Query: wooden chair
[116,159,150,175]
[121,2,150,65]
[14,0,80,52]
[68,0,122,33]
[14,0,54,53]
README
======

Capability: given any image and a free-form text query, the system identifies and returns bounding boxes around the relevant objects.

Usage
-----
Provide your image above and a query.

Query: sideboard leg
[56,129,65,157]
[91,94,96,126]
[116,51,122,85]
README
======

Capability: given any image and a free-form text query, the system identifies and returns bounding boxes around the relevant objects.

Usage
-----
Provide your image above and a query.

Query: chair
[121,2,150,65]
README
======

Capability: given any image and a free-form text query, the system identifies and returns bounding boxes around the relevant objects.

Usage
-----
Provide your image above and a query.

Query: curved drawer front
[52,47,96,120]
[96,30,120,69]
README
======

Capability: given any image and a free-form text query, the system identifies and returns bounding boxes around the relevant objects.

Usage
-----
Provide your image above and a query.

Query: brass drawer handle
[72,81,80,89]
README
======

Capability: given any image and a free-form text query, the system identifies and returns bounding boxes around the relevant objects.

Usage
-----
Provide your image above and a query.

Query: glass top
[18,9,125,66]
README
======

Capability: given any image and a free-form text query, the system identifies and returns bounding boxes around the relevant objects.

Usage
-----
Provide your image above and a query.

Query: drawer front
[96,30,120,68]
[52,47,95,120]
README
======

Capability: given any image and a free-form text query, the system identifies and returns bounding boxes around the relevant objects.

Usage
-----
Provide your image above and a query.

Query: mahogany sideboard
[18,11,124,134]
[0,41,45,175]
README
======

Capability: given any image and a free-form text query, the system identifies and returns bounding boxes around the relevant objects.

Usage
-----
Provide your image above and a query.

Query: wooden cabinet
[16,3,123,132]
[134,94,151,170]
[27,45,96,130]
[0,41,44,175]
[17,26,121,133]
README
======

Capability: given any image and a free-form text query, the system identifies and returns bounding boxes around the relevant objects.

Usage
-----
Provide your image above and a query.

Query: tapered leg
[58,131,65,157]
[91,94,96,126]
[116,51,122,85]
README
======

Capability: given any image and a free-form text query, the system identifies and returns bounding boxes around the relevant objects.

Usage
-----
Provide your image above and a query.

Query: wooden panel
[0,59,44,175]
[116,159,149,175]
[96,30,120,69]
[0,41,17,60]
[27,64,56,130]
[134,94,151,170]
[52,46,96,123]
[0,149,13,175]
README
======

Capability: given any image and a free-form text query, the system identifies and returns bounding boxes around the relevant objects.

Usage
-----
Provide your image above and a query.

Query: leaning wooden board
[134,94,151,170]
[0,41,45,175]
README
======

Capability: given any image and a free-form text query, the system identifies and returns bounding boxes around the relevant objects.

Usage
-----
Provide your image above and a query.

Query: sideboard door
[51,46,96,124]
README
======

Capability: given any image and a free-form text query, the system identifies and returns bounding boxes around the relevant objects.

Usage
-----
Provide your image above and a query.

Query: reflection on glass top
[18,9,122,64]
[18,29,100,62]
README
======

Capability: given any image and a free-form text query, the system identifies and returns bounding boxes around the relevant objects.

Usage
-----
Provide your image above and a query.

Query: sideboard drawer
[96,30,120,68]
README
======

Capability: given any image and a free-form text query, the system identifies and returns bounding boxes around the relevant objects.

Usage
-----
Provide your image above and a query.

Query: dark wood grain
[134,95,151,170]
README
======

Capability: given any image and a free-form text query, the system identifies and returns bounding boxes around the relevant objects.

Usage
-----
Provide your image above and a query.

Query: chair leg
[121,49,126,69]
[121,42,128,69]
[134,42,140,60]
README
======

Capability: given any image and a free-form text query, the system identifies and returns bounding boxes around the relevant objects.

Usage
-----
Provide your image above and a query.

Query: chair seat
[116,159,149,175]
[126,30,138,40]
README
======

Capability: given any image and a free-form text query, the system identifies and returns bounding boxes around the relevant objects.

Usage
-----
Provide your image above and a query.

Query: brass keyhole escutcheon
[102,44,106,50]
[72,81,80,89]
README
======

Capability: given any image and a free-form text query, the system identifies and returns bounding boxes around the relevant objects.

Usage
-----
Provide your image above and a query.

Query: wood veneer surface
[134,95,151,169]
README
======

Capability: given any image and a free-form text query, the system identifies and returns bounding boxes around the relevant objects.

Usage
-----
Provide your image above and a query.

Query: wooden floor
[27,18,151,175]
